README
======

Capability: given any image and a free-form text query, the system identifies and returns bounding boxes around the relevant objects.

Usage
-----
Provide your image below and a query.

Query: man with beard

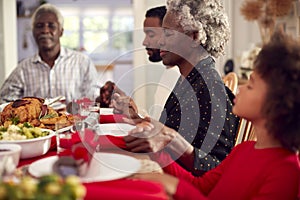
[143,6,166,62]
[143,6,180,119]
[111,6,179,119]
[0,3,99,104]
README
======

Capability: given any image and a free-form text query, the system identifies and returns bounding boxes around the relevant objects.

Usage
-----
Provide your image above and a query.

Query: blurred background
[0,0,299,112]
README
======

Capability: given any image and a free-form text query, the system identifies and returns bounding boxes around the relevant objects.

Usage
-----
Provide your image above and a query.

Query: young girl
[134,30,300,199]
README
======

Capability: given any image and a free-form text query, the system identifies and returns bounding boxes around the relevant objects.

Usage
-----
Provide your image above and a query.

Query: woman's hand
[123,118,178,153]
[124,118,195,170]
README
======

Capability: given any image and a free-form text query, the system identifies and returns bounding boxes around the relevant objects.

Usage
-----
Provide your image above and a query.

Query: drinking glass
[55,121,74,153]
[79,102,100,128]
[79,101,100,116]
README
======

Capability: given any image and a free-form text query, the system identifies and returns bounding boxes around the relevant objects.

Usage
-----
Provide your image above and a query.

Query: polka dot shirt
[159,57,240,174]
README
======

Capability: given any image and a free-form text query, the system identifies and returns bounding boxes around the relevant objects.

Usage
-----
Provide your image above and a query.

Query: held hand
[124,118,177,153]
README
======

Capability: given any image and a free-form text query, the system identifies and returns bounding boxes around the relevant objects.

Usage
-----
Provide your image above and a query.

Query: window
[59,7,133,61]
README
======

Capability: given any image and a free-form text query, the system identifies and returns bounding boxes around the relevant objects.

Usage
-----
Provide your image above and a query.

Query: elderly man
[0,3,99,104]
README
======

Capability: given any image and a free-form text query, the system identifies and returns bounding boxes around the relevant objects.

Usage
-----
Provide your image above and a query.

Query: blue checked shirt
[0,47,100,104]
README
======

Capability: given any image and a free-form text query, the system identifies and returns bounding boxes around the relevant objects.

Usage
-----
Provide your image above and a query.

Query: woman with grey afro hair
[166,0,230,58]
[123,0,239,178]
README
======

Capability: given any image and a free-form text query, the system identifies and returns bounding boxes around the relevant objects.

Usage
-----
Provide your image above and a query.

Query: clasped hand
[123,118,177,153]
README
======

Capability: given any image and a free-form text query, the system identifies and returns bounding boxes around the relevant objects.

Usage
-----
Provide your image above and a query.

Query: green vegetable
[0,123,51,140]
[40,113,58,119]
[0,175,86,200]
[0,126,7,132]
[23,122,33,128]
[9,116,20,125]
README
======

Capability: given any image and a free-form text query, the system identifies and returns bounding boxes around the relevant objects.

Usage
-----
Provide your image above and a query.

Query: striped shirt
[0,47,100,104]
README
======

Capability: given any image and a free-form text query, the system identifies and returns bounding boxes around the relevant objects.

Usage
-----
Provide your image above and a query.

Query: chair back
[235,118,256,146]
[222,72,238,95]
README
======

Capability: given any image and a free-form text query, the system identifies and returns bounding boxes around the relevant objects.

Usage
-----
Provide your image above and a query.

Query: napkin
[52,128,126,154]
[99,114,125,123]
[75,97,93,104]
[72,129,127,150]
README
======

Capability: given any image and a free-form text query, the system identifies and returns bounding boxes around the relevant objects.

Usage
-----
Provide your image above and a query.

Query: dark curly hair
[254,30,300,152]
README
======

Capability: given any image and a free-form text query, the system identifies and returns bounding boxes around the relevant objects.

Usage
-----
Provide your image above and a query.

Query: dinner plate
[44,96,65,105]
[49,102,66,111]
[94,123,135,136]
[55,125,73,133]
[45,97,66,111]
[100,108,114,115]
[0,102,10,112]
[28,152,141,182]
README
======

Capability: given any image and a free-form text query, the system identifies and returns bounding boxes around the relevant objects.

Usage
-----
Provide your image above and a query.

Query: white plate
[94,123,135,136]
[49,102,66,111]
[0,102,10,112]
[28,153,141,182]
[45,97,66,111]
[100,108,114,115]
[44,96,65,105]
[55,125,73,133]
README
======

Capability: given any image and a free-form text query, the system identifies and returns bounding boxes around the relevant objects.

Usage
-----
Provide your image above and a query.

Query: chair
[222,72,255,145]
[222,72,238,95]
[234,118,256,146]
[223,59,234,74]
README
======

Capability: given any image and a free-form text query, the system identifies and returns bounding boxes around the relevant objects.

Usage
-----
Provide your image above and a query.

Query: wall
[0,1,3,84]
[0,0,17,86]
[231,0,261,75]
[132,0,167,112]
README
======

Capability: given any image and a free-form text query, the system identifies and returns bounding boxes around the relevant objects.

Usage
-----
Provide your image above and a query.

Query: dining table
[17,112,169,200]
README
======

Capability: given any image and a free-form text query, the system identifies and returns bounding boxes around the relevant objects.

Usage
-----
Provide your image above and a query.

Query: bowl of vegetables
[0,123,55,159]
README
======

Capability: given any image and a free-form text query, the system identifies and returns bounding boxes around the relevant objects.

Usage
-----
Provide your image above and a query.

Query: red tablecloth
[18,114,168,200]
[19,151,168,200]
[100,113,125,123]
[84,179,168,200]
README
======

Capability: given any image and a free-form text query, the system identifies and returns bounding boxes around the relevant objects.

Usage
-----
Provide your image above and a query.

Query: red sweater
[159,141,300,200]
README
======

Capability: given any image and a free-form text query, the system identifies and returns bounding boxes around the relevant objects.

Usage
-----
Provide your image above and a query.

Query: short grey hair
[166,0,230,58]
[31,3,64,30]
